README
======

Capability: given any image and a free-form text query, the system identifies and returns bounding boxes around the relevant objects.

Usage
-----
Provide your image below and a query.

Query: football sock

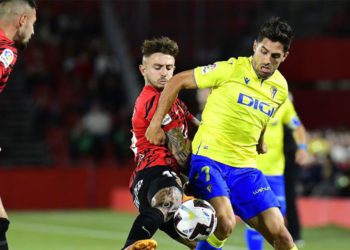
[0,218,9,250]
[196,233,226,250]
[290,245,298,250]
[245,227,263,250]
[122,208,164,249]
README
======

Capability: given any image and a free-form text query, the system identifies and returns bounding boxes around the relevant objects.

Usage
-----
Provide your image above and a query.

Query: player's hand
[146,122,166,145]
[295,149,310,167]
[257,142,267,154]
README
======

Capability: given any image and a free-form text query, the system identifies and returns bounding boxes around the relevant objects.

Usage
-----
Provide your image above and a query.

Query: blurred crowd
[300,129,350,197]
[21,2,131,166]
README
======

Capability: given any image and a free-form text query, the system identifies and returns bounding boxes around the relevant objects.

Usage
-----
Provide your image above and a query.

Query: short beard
[14,40,28,50]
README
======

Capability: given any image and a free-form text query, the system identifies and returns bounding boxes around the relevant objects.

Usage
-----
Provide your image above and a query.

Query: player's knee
[150,186,182,222]
[215,214,236,239]
[267,213,285,236]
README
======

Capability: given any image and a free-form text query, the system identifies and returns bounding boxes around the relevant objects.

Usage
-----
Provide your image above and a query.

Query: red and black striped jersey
[0,28,18,93]
[129,85,194,186]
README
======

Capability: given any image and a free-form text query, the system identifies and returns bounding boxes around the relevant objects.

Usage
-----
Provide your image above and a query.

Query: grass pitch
[8,210,350,250]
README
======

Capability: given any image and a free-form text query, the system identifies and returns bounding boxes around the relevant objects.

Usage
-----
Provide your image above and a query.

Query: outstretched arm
[146,70,197,145]
[293,124,310,166]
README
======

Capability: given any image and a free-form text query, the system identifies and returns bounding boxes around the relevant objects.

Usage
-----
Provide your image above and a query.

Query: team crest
[201,63,217,74]
[270,86,277,99]
[0,49,14,68]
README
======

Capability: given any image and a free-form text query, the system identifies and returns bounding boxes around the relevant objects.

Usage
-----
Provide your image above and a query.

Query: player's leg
[284,156,304,247]
[189,155,236,250]
[159,216,197,249]
[123,166,189,250]
[244,175,286,250]
[149,178,196,249]
[231,169,295,250]
[247,207,296,250]
[0,197,9,250]
[245,224,264,250]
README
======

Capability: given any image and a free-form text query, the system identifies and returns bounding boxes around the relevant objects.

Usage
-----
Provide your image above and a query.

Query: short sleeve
[194,59,235,89]
[281,99,302,129]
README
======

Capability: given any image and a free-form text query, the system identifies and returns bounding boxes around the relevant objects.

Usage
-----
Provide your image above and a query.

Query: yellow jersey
[257,98,301,175]
[193,56,288,168]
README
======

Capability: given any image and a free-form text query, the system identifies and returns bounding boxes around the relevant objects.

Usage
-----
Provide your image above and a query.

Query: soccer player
[245,96,309,250]
[122,37,198,250]
[0,0,36,249]
[146,17,299,250]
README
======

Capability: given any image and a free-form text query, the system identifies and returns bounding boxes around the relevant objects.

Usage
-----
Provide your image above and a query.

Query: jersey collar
[0,28,13,43]
[144,84,162,93]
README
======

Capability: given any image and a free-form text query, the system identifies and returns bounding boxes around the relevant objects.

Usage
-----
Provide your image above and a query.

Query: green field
[7,210,350,250]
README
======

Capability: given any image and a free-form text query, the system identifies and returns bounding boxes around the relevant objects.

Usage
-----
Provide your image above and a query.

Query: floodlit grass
[7,210,350,250]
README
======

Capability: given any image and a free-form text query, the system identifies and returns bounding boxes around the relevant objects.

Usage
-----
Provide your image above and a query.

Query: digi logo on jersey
[237,93,275,117]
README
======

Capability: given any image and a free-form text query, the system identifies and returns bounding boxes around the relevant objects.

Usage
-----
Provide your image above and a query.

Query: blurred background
[1,0,350,249]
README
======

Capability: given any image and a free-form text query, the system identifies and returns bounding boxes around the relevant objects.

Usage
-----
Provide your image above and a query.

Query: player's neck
[0,24,15,42]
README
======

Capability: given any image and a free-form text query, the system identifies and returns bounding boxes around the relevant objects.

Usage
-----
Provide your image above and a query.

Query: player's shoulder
[271,69,288,89]
[0,33,17,70]
[134,86,160,112]
[226,56,253,75]
[137,85,160,101]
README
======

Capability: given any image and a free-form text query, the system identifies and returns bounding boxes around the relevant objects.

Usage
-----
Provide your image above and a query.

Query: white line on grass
[12,221,245,250]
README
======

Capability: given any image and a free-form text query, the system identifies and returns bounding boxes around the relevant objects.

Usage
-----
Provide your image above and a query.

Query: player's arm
[283,99,310,166]
[165,127,191,168]
[146,70,197,145]
[189,116,200,127]
[292,124,309,166]
[257,126,267,154]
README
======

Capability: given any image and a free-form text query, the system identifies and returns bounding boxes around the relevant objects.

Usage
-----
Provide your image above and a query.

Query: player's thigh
[246,207,285,242]
[189,155,230,200]
[131,166,182,214]
[149,179,182,221]
[228,168,280,221]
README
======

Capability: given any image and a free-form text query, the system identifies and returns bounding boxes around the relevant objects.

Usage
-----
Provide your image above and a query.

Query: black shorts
[130,166,182,212]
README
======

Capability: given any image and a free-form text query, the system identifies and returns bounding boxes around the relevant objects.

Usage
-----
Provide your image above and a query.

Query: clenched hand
[146,123,166,145]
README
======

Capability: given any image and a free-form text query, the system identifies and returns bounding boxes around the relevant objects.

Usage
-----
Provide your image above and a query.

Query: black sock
[0,218,9,250]
[122,208,164,249]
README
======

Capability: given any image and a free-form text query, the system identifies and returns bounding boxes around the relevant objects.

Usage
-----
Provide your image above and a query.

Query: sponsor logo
[201,63,217,74]
[253,186,271,195]
[0,49,14,68]
[237,93,275,117]
[244,77,250,84]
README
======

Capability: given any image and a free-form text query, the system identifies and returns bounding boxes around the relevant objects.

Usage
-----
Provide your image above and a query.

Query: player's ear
[139,64,146,76]
[17,13,28,29]
[253,40,257,53]
[281,51,289,62]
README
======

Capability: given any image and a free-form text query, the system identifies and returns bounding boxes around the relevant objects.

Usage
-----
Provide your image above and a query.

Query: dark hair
[0,0,36,9]
[25,0,36,8]
[141,37,179,58]
[257,17,293,52]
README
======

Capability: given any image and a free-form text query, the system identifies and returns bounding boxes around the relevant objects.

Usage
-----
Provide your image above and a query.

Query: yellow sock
[207,233,227,248]
[290,244,298,250]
